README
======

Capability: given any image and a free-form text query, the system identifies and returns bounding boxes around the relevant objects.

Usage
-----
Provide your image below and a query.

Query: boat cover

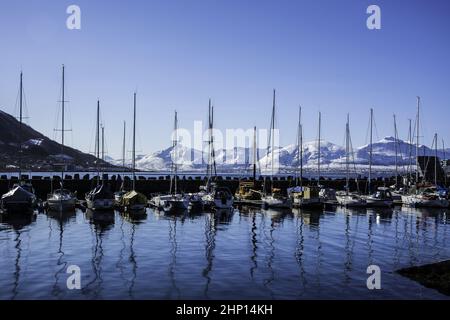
[2,186,35,203]
[86,184,114,200]
[287,186,303,193]
[121,190,147,206]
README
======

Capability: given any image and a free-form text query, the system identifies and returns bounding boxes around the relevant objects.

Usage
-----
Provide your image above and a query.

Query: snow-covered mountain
[353,136,446,165]
[108,136,449,172]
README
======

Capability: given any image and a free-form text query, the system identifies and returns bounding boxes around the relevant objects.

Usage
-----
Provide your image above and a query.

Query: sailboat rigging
[336,114,366,207]
[1,71,37,214]
[261,90,291,209]
[118,93,148,212]
[288,106,321,208]
[47,65,77,212]
[199,100,233,210]
[363,108,393,207]
[234,126,262,202]
[85,100,114,211]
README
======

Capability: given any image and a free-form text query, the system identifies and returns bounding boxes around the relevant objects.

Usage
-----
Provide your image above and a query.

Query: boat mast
[101,126,105,162]
[408,119,412,187]
[211,105,216,178]
[318,111,321,187]
[299,106,303,188]
[19,72,23,180]
[206,99,216,187]
[443,139,447,186]
[173,111,178,194]
[96,100,100,186]
[435,133,438,186]
[271,90,276,190]
[132,93,136,191]
[61,65,66,187]
[101,125,105,182]
[416,97,420,186]
[346,114,350,195]
[206,99,211,183]
[393,114,398,187]
[368,108,373,194]
[122,121,126,169]
[253,126,257,182]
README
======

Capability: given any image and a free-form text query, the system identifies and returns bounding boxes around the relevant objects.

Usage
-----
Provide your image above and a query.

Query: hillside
[0,109,115,171]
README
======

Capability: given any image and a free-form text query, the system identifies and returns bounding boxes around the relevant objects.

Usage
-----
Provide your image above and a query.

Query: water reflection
[83,210,115,298]
[0,212,36,300]
[262,210,276,299]
[0,212,36,231]
[1,206,450,299]
[202,212,217,298]
[294,209,307,295]
[168,216,181,299]
[46,210,76,297]
[292,208,322,227]
[120,209,147,224]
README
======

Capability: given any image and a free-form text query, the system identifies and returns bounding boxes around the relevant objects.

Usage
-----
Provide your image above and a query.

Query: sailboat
[47,65,77,212]
[234,126,262,202]
[362,108,393,207]
[288,106,322,208]
[119,93,148,212]
[389,114,403,205]
[261,90,291,209]
[316,112,337,204]
[114,121,127,207]
[1,71,37,214]
[85,100,115,211]
[336,114,366,207]
[152,111,189,213]
[199,100,234,210]
[402,97,449,208]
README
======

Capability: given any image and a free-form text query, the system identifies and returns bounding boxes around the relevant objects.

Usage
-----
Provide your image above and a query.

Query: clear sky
[1,0,450,159]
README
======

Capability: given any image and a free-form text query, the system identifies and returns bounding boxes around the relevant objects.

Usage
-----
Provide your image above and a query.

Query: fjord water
[0,206,449,300]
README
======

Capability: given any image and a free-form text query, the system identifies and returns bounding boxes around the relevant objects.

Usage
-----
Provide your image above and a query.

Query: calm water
[0,206,449,300]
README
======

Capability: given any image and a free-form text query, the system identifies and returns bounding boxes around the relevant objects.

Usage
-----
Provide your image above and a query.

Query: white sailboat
[402,98,448,208]
[114,121,127,207]
[200,100,234,210]
[1,71,37,214]
[362,109,393,207]
[288,106,322,208]
[336,114,366,207]
[153,111,189,213]
[85,100,114,211]
[47,65,77,212]
[119,93,148,212]
[235,127,262,202]
[261,90,291,209]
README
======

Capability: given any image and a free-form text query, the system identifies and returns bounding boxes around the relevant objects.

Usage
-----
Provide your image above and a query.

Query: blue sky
[1,0,450,158]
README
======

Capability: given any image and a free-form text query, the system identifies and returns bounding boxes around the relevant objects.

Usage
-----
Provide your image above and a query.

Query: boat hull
[1,201,35,214]
[292,197,322,209]
[401,195,449,208]
[336,195,367,208]
[125,204,147,211]
[47,199,77,211]
[163,199,189,213]
[365,199,393,208]
[213,198,234,210]
[262,197,291,209]
[86,199,114,211]
[188,200,203,212]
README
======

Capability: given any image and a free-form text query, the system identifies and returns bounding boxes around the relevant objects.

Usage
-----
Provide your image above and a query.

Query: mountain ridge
[0,109,115,171]
[109,135,449,172]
